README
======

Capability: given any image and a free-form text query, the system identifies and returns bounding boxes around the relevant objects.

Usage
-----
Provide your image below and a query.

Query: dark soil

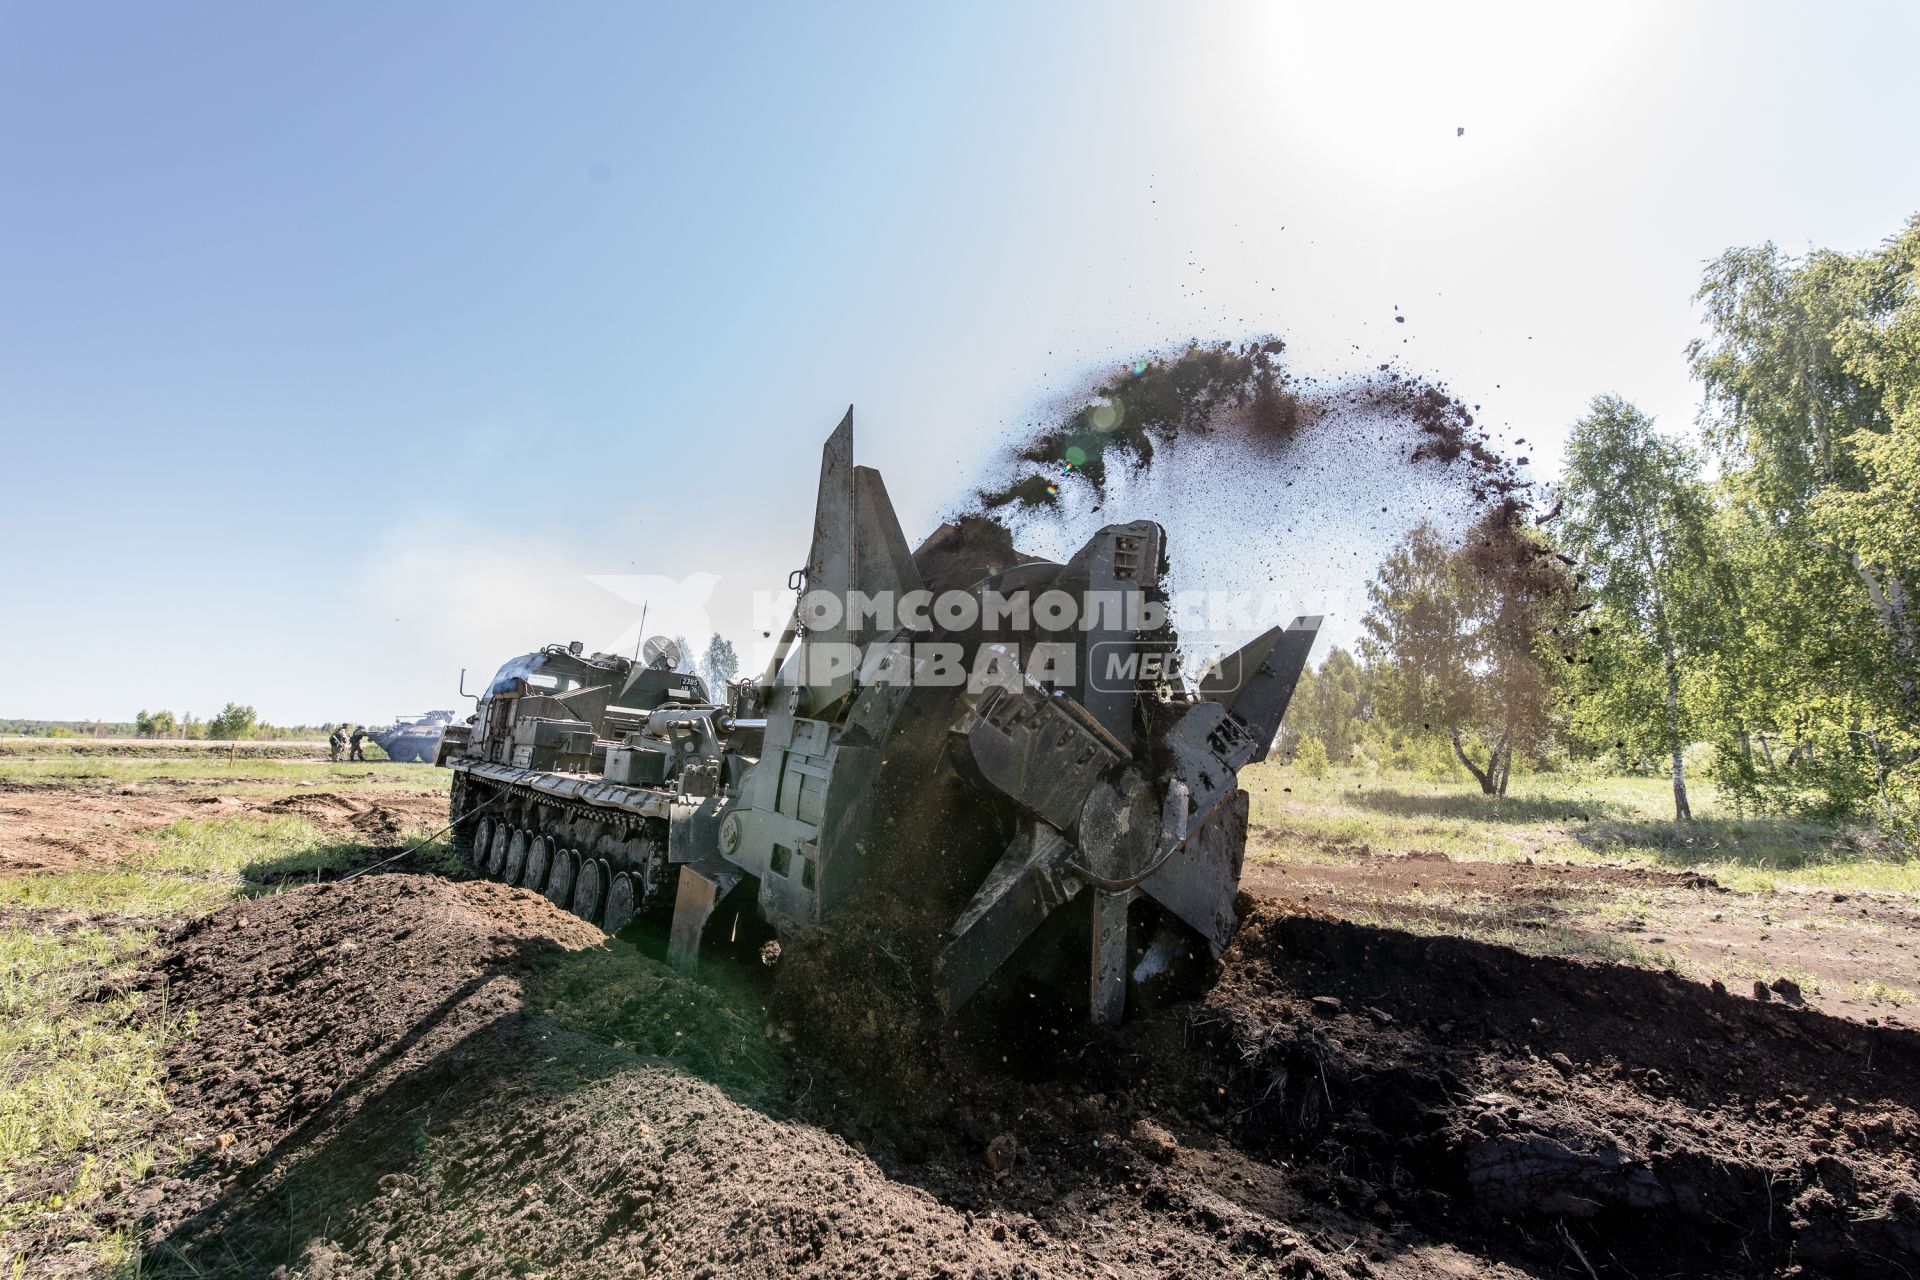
[128,877,1145,1279]
[1204,899,1920,1277]
[971,341,1522,518]
[119,874,1920,1278]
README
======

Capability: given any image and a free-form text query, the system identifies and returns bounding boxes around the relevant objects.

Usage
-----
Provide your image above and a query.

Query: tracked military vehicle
[440,412,1317,1023]
[371,710,456,764]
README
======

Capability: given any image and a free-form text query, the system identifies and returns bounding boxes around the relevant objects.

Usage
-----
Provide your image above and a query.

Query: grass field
[0,757,452,1275]
[1242,764,1912,895]
[0,756,445,796]
[0,816,397,920]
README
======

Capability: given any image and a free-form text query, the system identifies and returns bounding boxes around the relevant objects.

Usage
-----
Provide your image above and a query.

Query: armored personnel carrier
[370,711,456,764]
[440,412,1317,1023]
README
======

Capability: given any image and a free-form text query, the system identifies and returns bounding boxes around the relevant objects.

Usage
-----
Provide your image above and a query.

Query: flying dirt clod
[435,411,1317,1023]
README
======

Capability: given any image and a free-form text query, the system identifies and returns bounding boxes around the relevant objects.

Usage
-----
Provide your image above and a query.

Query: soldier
[328,724,346,763]
[349,725,368,762]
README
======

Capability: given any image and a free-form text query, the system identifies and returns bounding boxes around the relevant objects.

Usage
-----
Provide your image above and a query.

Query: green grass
[0,813,451,1274]
[0,816,374,918]
[1243,763,1914,896]
[0,756,448,795]
[1851,978,1920,1006]
[0,926,188,1272]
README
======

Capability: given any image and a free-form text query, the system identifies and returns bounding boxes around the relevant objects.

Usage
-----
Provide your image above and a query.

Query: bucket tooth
[1089,888,1133,1025]
[934,823,1075,1015]
[1064,521,1165,750]
[1198,616,1321,763]
[1139,789,1249,956]
[666,860,745,971]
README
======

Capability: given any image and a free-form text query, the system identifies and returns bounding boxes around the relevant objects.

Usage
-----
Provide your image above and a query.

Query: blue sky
[3,2,1916,724]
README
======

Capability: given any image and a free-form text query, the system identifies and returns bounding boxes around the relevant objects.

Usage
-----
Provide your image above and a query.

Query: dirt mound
[768,890,1920,1278]
[127,878,1195,1278]
[118,877,1920,1278]
[147,877,604,1174]
[769,893,952,1098]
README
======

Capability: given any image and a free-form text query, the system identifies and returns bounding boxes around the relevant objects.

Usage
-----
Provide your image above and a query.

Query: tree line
[1285,213,1918,848]
[1,710,326,739]
[131,705,334,741]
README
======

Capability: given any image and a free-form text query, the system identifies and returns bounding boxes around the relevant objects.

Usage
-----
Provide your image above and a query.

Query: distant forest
[1,712,330,740]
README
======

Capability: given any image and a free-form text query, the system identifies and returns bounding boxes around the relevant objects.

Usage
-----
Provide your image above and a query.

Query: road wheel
[573,856,605,923]
[525,835,552,894]
[504,829,529,885]
[487,823,511,877]
[546,848,577,907]
[473,816,496,868]
[604,872,637,933]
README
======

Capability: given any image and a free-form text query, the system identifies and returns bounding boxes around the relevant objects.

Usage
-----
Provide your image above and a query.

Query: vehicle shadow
[1346,786,1634,825]
[1569,812,1874,873]
[234,834,463,895]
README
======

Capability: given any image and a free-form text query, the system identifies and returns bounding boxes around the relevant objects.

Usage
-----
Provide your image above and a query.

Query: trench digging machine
[440,412,1317,1023]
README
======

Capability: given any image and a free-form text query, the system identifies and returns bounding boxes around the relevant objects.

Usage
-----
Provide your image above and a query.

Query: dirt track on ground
[107,872,1920,1279]
[0,782,446,875]
[1243,848,1920,1030]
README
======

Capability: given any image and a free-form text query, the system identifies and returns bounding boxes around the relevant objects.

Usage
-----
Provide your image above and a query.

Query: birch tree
[1559,396,1720,821]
